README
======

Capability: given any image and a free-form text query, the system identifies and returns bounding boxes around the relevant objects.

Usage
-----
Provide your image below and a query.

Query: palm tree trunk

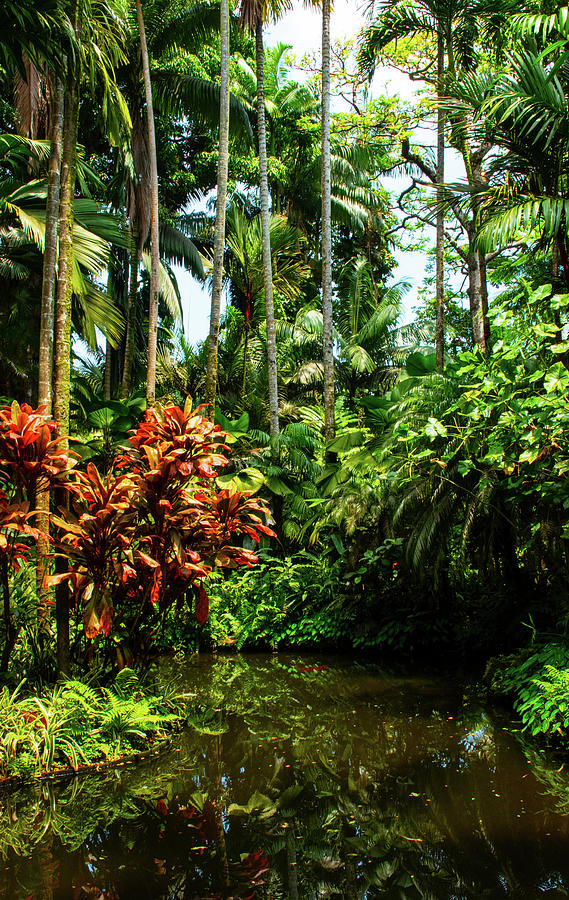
[104,340,112,400]
[39,78,63,411]
[53,0,81,677]
[205,0,230,414]
[52,75,79,439]
[121,234,139,398]
[136,0,160,406]
[435,31,445,370]
[466,238,489,354]
[36,77,63,619]
[256,21,279,437]
[321,0,335,442]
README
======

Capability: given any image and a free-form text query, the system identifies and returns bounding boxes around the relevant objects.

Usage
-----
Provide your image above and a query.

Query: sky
[176,0,453,344]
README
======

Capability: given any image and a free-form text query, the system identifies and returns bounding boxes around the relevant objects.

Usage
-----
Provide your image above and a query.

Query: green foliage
[184,540,441,655]
[199,552,344,650]
[489,643,569,739]
[0,669,185,780]
[1,565,56,686]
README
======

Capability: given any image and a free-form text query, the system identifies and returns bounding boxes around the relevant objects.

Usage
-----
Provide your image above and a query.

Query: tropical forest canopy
[1,0,569,710]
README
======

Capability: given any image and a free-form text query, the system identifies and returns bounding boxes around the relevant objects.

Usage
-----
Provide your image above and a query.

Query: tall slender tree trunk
[53,68,80,438]
[286,827,299,900]
[321,0,335,443]
[53,0,82,677]
[456,136,489,353]
[136,0,160,406]
[466,227,489,353]
[36,77,64,618]
[39,79,63,411]
[435,31,445,370]
[447,38,490,355]
[205,0,230,414]
[255,21,279,437]
[104,340,112,400]
[121,235,139,397]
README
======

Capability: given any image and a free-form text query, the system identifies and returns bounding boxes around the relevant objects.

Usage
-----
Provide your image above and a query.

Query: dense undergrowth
[487,643,569,743]
[0,668,187,782]
[159,547,542,665]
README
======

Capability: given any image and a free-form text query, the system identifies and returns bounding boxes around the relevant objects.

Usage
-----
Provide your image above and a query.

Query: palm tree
[0,1,71,409]
[231,48,381,252]
[0,0,71,76]
[334,261,425,395]
[212,202,309,412]
[467,49,569,275]
[114,0,251,405]
[0,138,127,374]
[280,263,426,404]
[205,0,231,414]
[239,0,294,439]
[53,0,82,443]
[135,0,160,406]
[321,0,335,442]
[39,81,64,413]
[52,0,129,441]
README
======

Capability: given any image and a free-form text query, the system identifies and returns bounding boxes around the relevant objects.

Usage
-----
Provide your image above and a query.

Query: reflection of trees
[2,655,569,898]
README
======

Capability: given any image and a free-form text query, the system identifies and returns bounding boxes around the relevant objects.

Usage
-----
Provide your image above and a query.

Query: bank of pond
[1,653,569,898]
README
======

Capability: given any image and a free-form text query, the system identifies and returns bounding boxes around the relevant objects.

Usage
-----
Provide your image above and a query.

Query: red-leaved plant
[0,402,76,670]
[46,466,138,639]
[0,489,42,671]
[47,400,275,664]
[0,401,72,499]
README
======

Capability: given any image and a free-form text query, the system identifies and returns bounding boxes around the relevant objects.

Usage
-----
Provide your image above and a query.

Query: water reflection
[2,654,569,898]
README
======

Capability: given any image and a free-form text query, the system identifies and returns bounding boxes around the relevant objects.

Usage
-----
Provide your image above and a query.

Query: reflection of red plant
[239,849,270,898]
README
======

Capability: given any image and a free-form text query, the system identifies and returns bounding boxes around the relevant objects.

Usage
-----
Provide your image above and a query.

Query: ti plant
[0,402,77,671]
[46,400,276,667]
[0,492,42,671]
[0,401,72,500]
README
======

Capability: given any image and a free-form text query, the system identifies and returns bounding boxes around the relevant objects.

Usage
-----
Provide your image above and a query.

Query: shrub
[0,669,185,779]
[46,401,275,666]
[488,643,569,739]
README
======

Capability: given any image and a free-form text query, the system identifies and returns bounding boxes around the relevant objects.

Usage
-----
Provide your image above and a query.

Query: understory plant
[191,545,417,652]
[0,399,276,674]
[488,642,569,739]
[0,668,185,779]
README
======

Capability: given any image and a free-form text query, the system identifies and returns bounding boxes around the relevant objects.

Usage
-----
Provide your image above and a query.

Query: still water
[2,653,569,898]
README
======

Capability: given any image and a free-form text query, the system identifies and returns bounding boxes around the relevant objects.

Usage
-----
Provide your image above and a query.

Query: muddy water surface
[1,653,569,898]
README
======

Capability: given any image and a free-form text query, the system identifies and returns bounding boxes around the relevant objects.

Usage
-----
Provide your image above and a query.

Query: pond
[2,653,569,898]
